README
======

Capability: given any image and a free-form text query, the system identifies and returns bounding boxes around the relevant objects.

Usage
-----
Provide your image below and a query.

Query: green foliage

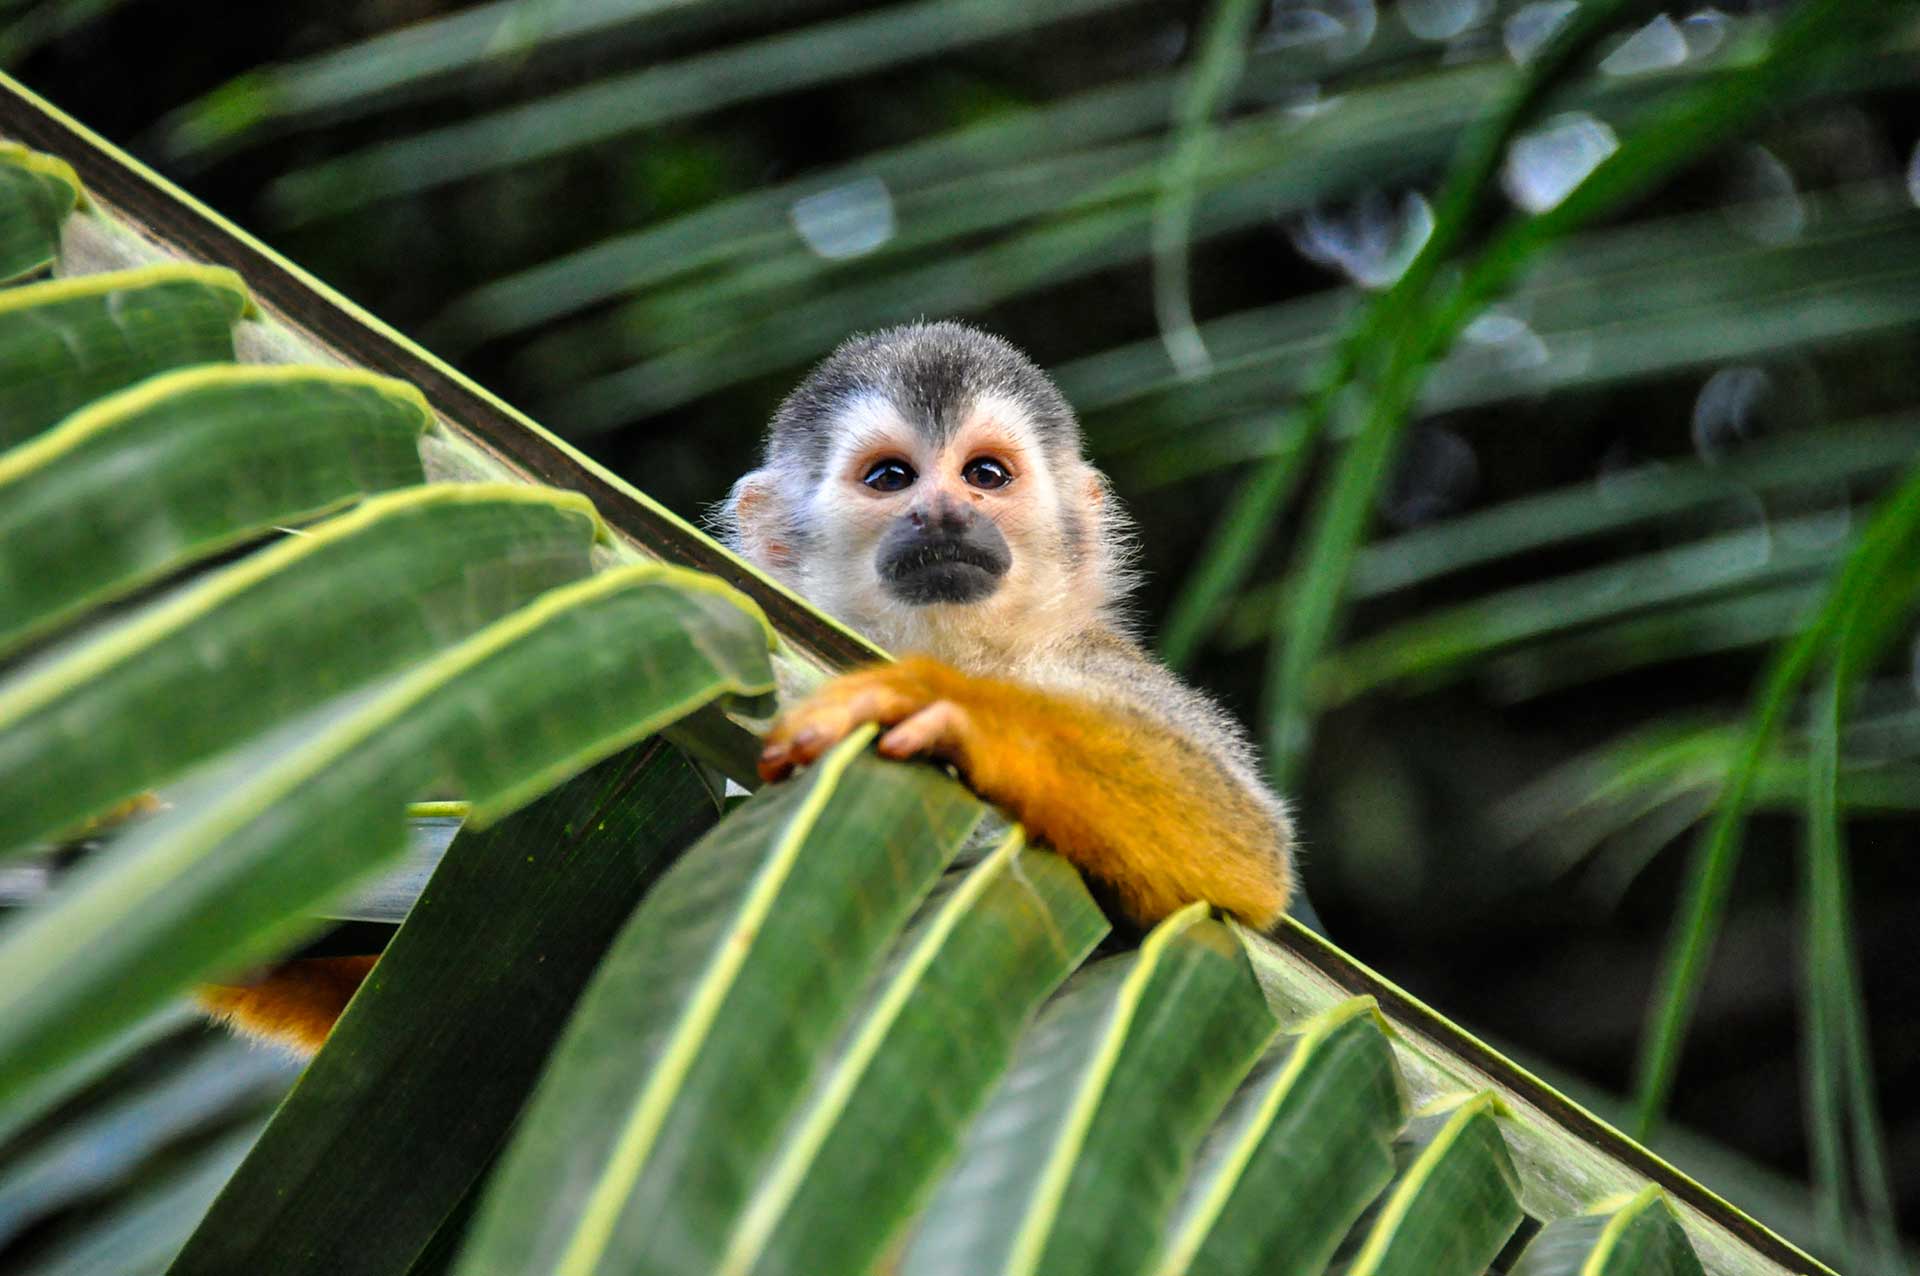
[902,907,1275,1276]
[1344,1094,1524,1276]
[1511,1187,1705,1276]
[246,0,1140,223]
[0,484,603,857]
[0,266,246,446]
[0,365,430,654]
[0,135,784,1268]
[3,0,1918,1265]
[726,834,1107,1276]
[0,142,79,281]
[454,737,986,1276]
[172,744,723,1276]
[1157,998,1404,1276]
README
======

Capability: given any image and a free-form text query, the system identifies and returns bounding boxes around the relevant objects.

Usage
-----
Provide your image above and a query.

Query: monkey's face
[723,323,1131,660]
[862,430,1015,609]
[787,392,1098,651]
[836,394,1031,607]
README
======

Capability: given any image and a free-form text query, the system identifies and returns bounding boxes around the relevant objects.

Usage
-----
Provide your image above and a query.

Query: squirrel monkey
[203,321,1292,1054]
[725,321,1293,930]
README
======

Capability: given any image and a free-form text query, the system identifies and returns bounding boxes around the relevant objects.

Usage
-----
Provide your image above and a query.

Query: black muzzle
[877,518,1011,606]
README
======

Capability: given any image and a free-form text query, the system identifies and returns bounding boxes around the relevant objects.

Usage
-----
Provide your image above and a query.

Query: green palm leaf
[1510,1187,1705,1276]
[0,265,248,446]
[0,563,776,1101]
[721,833,1108,1276]
[0,364,431,654]
[1156,996,1405,1276]
[0,141,80,282]
[1346,1093,1524,1276]
[454,736,982,1276]
[158,0,793,159]
[261,0,1135,223]
[171,742,723,1276]
[902,906,1276,1276]
[0,484,600,856]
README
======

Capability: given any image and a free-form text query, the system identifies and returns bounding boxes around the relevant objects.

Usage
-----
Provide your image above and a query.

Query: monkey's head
[720,321,1135,657]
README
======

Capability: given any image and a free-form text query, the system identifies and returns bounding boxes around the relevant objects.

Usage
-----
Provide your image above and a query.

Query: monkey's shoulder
[996,628,1292,857]
[1011,629,1261,768]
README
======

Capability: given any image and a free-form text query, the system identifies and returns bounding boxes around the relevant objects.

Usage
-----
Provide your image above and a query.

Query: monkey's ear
[1080,466,1126,529]
[1081,468,1107,512]
[723,470,796,569]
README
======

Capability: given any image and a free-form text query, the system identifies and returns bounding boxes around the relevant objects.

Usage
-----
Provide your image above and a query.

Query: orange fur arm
[759,656,1292,928]
[196,956,378,1056]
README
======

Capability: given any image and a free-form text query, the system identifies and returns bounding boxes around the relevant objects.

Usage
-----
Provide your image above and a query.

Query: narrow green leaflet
[0,142,81,282]
[1635,451,1920,1131]
[12,1117,269,1276]
[1094,201,1920,474]
[327,813,464,924]
[0,364,432,654]
[0,1005,196,1153]
[1155,996,1405,1276]
[1511,1187,1705,1276]
[1147,0,1262,377]
[260,0,1137,220]
[0,484,599,856]
[0,1035,293,1249]
[0,563,777,1101]
[0,265,250,446]
[1345,1093,1523,1276]
[1307,516,1844,694]
[903,905,1277,1276]
[454,737,985,1276]
[159,0,769,155]
[442,73,1177,342]
[1154,0,1655,675]
[171,742,723,1276]
[1485,584,1819,703]
[723,835,1111,1276]
[403,1187,486,1276]
[1340,417,1920,601]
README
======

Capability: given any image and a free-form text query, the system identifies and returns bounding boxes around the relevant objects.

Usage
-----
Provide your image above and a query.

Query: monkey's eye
[962,457,1012,490]
[862,459,917,492]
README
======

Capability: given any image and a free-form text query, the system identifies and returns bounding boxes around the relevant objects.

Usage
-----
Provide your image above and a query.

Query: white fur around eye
[962,392,1044,457]
[826,394,917,477]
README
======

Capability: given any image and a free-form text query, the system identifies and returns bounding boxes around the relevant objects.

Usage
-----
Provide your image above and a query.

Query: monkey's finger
[756,728,847,782]
[760,680,922,779]
[756,743,797,784]
[877,700,972,768]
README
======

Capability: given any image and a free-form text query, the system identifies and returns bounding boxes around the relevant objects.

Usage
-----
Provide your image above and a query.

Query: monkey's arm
[759,656,1292,928]
[196,956,378,1055]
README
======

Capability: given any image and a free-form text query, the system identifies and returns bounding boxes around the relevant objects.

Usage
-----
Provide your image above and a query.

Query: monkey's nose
[910,497,974,533]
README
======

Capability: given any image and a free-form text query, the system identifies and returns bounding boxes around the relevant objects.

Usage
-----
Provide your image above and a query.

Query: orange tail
[197,956,378,1055]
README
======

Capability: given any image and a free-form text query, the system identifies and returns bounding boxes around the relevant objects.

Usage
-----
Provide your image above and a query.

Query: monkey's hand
[759,656,1291,929]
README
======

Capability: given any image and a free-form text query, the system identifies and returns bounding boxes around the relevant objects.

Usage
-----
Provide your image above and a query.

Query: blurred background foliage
[3,0,1917,1270]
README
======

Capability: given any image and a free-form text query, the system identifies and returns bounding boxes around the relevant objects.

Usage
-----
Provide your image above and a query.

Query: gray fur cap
[761,321,1084,468]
